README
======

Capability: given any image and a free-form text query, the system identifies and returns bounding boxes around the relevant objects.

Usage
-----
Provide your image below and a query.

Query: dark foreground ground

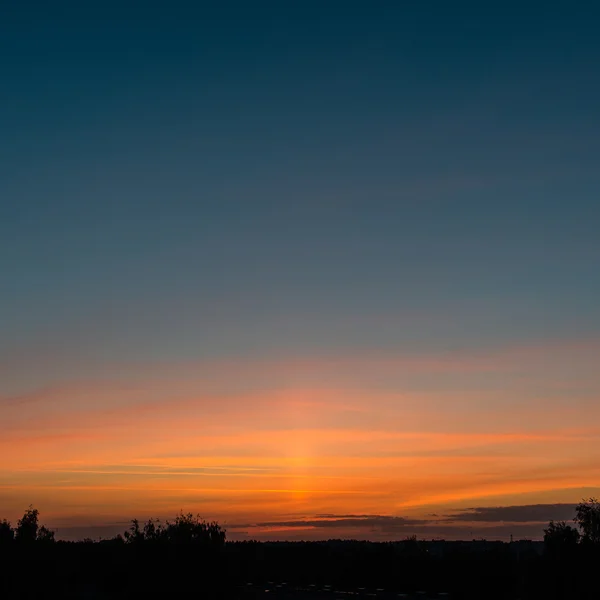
[239,582,449,599]
[1,539,598,599]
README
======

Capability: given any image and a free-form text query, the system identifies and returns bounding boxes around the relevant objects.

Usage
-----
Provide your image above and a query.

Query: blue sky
[2,2,599,368]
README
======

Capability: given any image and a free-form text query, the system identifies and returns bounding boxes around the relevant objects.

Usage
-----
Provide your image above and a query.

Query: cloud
[238,503,579,531]
[251,515,428,529]
[445,504,577,523]
[229,503,582,541]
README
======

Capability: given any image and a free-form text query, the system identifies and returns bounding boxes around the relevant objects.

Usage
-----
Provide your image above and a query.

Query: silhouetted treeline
[1,500,600,599]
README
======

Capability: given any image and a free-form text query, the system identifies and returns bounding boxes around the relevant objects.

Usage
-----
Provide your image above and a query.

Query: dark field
[238,582,449,599]
[2,539,599,599]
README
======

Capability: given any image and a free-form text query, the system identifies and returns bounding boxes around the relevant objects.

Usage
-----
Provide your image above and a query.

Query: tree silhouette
[36,525,55,543]
[14,506,55,544]
[574,497,600,545]
[123,513,225,548]
[15,506,39,544]
[123,518,144,545]
[0,519,13,545]
[143,517,166,543]
[543,520,579,556]
[166,511,225,547]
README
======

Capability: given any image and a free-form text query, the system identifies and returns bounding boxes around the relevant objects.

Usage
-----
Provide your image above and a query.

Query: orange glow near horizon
[2,342,600,540]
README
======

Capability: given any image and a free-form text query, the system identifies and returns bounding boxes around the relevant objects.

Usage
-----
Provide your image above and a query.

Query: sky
[1,1,599,541]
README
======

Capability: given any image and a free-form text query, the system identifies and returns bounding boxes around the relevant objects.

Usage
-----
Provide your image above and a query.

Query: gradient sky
[1,1,600,541]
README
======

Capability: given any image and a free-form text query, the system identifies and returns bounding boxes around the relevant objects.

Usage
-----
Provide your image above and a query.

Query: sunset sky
[1,2,599,541]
